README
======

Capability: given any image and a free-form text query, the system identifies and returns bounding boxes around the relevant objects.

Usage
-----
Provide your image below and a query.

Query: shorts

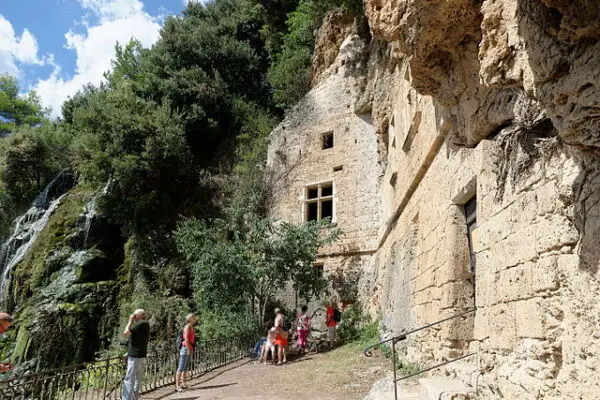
[274,335,288,347]
[177,347,191,372]
[327,326,336,342]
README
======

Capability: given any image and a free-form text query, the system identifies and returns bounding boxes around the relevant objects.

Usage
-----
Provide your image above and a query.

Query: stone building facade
[267,35,382,307]
[267,2,600,398]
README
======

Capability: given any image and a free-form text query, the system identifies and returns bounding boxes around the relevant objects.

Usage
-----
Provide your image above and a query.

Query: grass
[353,322,420,376]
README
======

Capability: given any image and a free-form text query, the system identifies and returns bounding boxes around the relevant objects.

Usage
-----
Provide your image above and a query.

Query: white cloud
[183,0,207,5]
[35,0,161,117]
[0,15,43,77]
[79,0,144,22]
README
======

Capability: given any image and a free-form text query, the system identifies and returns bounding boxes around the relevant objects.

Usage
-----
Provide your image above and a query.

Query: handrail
[362,308,476,400]
[363,308,476,357]
[0,335,256,399]
[396,353,476,382]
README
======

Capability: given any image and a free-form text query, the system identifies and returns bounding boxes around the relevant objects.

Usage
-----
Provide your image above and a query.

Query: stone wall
[368,62,600,398]
[359,0,600,397]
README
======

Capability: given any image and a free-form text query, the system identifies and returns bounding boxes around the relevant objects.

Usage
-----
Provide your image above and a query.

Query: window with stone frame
[313,263,325,278]
[305,182,334,222]
[322,131,334,149]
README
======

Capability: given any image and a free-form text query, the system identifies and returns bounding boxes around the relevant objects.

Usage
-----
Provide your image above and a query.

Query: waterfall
[81,179,112,249]
[0,170,74,303]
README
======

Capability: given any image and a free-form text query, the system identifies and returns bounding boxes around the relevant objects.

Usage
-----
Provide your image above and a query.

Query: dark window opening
[321,185,333,197]
[307,188,319,199]
[333,165,343,172]
[322,132,334,149]
[321,199,333,220]
[402,111,422,153]
[307,202,318,222]
[390,172,398,187]
[464,196,477,283]
[314,263,324,277]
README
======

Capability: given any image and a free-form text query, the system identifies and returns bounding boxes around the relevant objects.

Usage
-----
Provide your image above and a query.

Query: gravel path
[143,344,388,400]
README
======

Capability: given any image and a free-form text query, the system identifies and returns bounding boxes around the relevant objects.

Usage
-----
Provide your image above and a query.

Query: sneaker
[176,387,184,393]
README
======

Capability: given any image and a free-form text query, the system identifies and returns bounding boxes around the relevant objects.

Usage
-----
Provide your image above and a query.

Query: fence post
[102,359,110,399]
[392,338,398,400]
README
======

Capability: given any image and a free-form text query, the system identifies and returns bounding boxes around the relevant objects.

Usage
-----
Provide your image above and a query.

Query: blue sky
[0,0,201,116]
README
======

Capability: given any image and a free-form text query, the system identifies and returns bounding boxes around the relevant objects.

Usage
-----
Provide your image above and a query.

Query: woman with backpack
[175,313,197,392]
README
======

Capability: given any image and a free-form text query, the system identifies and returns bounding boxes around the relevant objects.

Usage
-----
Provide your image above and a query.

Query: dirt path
[143,343,388,400]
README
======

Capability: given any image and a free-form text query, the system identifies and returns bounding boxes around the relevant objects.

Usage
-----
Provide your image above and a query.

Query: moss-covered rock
[11,188,92,304]
[5,184,126,369]
[11,280,120,368]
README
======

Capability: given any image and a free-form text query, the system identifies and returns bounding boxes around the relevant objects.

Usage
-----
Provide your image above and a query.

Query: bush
[337,303,370,343]
[357,321,379,347]
[198,309,261,342]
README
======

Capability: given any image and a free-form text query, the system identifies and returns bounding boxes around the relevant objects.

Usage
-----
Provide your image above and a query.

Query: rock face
[268,3,600,399]
[5,185,124,369]
[364,0,600,149]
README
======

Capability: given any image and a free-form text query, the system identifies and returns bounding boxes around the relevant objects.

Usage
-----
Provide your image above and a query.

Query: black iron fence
[0,337,254,399]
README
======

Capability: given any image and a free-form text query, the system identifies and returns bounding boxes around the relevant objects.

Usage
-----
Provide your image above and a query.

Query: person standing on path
[273,308,288,365]
[325,301,338,348]
[176,313,197,392]
[0,313,14,373]
[122,309,150,400]
[295,306,311,354]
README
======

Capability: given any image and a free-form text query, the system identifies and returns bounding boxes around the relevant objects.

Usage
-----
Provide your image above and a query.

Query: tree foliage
[0,75,46,135]
[266,0,363,107]
[0,77,68,236]
[69,86,195,234]
[175,215,340,329]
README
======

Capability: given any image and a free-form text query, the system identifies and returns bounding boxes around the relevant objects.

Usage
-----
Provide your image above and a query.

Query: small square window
[314,263,324,277]
[322,131,334,149]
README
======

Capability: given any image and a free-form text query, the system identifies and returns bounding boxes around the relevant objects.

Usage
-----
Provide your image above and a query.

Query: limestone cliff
[292,2,600,398]
[363,0,600,148]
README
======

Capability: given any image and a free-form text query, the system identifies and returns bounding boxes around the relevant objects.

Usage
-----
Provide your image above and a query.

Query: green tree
[175,215,340,329]
[69,86,195,234]
[135,0,274,165]
[267,0,363,108]
[0,75,46,135]
[0,123,73,206]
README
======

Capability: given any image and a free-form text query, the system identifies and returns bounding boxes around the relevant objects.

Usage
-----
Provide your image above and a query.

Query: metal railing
[364,309,476,400]
[0,337,254,399]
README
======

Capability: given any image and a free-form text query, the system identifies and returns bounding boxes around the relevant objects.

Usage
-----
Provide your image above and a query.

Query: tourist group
[121,301,341,399]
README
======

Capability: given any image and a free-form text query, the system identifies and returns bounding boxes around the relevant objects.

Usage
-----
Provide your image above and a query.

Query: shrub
[337,303,361,343]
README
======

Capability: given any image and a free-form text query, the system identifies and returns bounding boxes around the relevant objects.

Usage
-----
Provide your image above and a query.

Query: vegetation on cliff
[0,0,360,370]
